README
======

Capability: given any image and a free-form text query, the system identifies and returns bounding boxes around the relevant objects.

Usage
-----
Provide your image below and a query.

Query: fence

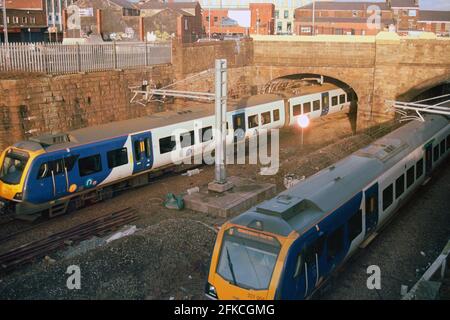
[0,41,172,75]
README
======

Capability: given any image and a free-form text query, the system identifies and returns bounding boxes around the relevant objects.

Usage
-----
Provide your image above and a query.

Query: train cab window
[339,94,346,104]
[180,130,195,148]
[348,209,363,242]
[144,138,151,158]
[303,102,311,114]
[107,148,128,169]
[313,100,320,111]
[294,237,324,278]
[382,184,393,210]
[78,155,102,177]
[248,114,259,128]
[447,135,450,151]
[395,174,405,199]
[406,166,415,188]
[200,126,213,142]
[159,136,176,154]
[273,109,280,122]
[134,140,142,161]
[261,111,271,125]
[327,226,344,262]
[293,104,301,116]
[433,145,439,162]
[332,96,338,106]
[440,140,445,156]
[416,159,424,179]
[64,156,78,172]
[37,156,78,179]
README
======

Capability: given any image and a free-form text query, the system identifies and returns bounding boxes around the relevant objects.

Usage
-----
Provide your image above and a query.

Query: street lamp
[1,0,11,44]
[297,114,310,148]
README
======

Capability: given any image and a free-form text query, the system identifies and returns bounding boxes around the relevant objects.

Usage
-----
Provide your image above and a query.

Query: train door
[131,132,153,174]
[364,183,379,234]
[321,92,330,116]
[51,158,68,198]
[232,112,246,142]
[425,143,433,176]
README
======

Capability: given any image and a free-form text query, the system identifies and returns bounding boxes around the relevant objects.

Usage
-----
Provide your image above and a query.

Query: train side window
[144,138,151,158]
[303,102,311,114]
[416,159,424,179]
[331,96,338,106]
[406,166,415,188]
[248,114,259,128]
[447,135,450,151]
[78,154,102,177]
[339,94,346,104]
[395,174,405,199]
[261,111,271,125]
[180,130,195,148]
[382,184,393,210]
[313,100,320,111]
[305,237,325,265]
[273,109,280,121]
[134,140,142,161]
[327,226,344,261]
[64,156,78,171]
[293,104,301,116]
[348,209,362,242]
[107,148,128,169]
[433,145,439,162]
[440,140,445,156]
[159,136,176,154]
[200,126,213,142]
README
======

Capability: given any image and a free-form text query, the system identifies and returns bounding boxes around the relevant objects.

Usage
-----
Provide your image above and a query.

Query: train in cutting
[205,114,450,300]
[0,83,354,218]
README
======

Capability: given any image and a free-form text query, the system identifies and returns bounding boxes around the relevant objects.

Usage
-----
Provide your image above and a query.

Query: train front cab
[205,222,297,300]
[0,146,42,212]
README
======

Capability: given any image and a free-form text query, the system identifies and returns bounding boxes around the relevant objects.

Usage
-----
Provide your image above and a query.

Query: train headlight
[205,282,217,298]
[13,192,23,201]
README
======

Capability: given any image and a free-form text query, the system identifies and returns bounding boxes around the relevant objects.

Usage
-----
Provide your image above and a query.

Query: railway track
[0,207,137,274]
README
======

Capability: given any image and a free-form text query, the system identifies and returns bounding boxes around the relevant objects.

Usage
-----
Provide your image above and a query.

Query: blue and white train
[0,83,353,218]
[205,114,450,300]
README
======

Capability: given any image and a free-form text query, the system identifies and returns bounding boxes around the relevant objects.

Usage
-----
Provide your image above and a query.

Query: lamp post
[2,0,8,44]
[297,114,310,148]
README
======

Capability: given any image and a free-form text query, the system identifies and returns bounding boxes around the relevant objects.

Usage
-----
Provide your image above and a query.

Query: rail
[0,41,172,75]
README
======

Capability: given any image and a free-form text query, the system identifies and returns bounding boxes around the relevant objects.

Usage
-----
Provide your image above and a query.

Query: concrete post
[208,59,234,193]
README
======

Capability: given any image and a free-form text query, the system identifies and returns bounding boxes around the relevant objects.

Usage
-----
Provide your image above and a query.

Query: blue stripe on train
[277,191,363,300]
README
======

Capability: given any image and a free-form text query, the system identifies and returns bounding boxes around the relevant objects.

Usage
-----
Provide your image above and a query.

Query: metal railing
[0,41,172,75]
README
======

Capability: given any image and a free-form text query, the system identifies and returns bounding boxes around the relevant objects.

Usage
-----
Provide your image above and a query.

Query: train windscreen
[0,149,29,185]
[216,227,280,290]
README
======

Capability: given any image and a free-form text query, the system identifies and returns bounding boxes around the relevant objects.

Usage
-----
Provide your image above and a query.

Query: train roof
[232,115,449,237]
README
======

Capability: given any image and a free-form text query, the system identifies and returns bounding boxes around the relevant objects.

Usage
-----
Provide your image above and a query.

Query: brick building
[417,10,450,37]
[202,3,274,37]
[389,0,420,34]
[295,1,394,36]
[0,0,48,43]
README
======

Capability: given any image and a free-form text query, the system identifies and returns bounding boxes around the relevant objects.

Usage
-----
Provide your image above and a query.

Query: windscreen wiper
[226,248,238,286]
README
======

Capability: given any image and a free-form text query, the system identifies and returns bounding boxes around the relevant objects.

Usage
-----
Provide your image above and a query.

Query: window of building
[22,17,27,24]
[184,19,188,31]
[327,226,344,261]
[6,16,10,24]
[275,10,279,19]
[159,136,176,154]
[293,104,301,116]
[352,10,358,17]
[406,166,415,188]
[13,16,19,24]
[287,22,292,32]
[383,184,393,210]
[261,111,271,125]
[30,17,36,24]
[339,94,346,104]
[180,130,195,148]
[248,114,259,128]
[284,10,289,19]
[303,102,311,114]
[301,26,311,33]
[273,109,280,122]
[206,16,209,22]
[408,10,417,17]
[107,148,128,169]
[200,126,213,142]
[313,100,320,111]
[440,140,445,156]
[277,21,282,32]
[395,174,405,199]
[348,209,363,242]
[416,159,424,179]
[332,96,338,106]
[79,155,102,177]
[433,145,439,162]
[214,16,218,22]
